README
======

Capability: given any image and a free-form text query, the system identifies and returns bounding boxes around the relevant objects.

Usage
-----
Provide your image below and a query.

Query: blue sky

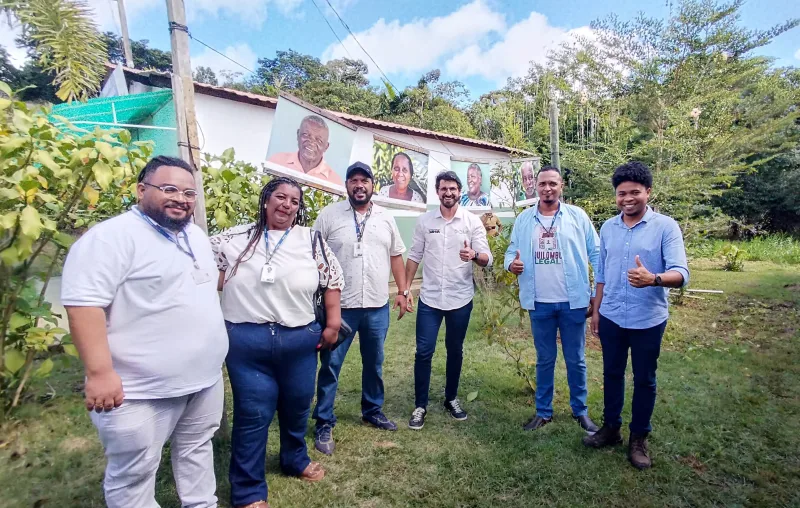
[3,0,798,98]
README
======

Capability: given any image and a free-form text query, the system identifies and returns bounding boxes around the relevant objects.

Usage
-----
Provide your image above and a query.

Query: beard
[440,195,457,209]
[348,188,373,207]
[140,201,193,231]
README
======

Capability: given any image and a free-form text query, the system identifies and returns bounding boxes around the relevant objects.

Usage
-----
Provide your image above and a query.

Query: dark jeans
[529,302,589,419]
[313,304,390,428]
[225,320,320,506]
[598,314,667,434]
[414,299,474,408]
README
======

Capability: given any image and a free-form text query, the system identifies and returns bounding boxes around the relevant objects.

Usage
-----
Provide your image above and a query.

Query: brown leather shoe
[300,461,325,482]
[628,433,652,469]
[236,502,269,508]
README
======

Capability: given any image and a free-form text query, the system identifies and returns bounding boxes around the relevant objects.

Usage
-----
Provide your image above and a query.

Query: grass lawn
[2,259,799,507]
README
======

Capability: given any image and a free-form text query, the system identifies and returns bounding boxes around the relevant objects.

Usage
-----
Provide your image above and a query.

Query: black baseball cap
[345,161,374,181]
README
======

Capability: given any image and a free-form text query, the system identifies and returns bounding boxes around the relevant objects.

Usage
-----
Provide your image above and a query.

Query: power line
[320,1,456,157]
[191,36,254,74]
[322,0,395,92]
[168,22,254,74]
[309,0,351,58]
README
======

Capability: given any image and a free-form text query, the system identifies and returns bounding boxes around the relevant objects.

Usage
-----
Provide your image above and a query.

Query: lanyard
[134,207,198,268]
[352,204,373,242]
[534,202,560,235]
[263,228,291,265]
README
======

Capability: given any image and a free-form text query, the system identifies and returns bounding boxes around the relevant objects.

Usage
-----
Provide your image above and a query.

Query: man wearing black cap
[311,162,409,455]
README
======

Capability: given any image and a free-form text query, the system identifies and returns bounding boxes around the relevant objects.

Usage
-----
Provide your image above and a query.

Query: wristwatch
[472,251,479,261]
[399,290,409,298]
[653,274,662,287]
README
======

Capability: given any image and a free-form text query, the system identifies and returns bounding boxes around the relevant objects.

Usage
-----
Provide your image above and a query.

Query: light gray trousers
[90,377,224,508]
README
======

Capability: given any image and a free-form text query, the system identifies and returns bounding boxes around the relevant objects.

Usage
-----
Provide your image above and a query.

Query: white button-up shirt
[408,206,492,311]
[314,200,406,309]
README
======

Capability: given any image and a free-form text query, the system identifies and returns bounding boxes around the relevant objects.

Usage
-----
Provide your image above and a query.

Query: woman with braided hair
[210,177,344,508]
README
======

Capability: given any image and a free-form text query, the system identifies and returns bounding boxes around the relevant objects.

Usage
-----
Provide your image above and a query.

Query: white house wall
[115,84,516,207]
[194,94,275,164]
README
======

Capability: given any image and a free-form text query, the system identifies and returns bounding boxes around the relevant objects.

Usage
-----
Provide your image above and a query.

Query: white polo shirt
[407,205,493,311]
[313,200,405,309]
[61,208,228,400]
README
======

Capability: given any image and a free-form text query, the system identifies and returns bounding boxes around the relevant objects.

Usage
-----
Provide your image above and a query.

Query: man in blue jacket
[504,166,600,434]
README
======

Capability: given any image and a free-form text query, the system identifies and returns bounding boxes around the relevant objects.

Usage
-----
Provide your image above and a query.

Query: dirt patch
[784,283,800,291]
[586,334,602,351]
[374,441,399,449]
[677,454,708,474]
[58,437,92,453]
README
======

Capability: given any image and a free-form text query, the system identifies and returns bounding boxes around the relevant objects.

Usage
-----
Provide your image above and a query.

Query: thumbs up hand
[459,239,476,262]
[509,249,524,275]
[627,254,657,288]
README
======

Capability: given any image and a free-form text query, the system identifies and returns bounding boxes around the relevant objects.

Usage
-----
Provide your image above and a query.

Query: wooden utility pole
[166,0,208,233]
[115,0,134,68]
[549,100,560,170]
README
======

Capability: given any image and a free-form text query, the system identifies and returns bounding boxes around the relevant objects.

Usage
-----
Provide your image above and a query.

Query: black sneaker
[408,407,427,430]
[362,412,398,431]
[314,424,334,455]
[444,399,467,421]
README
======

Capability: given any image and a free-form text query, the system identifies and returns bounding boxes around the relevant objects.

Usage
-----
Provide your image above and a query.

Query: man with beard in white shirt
[61,156,228,508]
[404,171,492,430]
[312,162,409,455]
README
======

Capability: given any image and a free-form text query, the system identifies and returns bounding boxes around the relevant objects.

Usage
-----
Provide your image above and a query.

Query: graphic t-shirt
[533,211,569,303]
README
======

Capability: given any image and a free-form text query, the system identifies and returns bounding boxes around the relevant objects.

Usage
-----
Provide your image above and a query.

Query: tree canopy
[0,0,796,236]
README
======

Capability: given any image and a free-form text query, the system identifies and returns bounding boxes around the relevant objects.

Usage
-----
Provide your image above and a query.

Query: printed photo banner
[513,157,541,208]
[372,136,428,211]
[264,93,356,195]
[449,157,492,211]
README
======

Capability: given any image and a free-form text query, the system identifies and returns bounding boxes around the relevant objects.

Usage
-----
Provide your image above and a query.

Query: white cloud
[321,0,505,77]
[188,0,303,27]
[0,18,27,68]
[327,0,359,14]
[86,0,161,32]
[446,14,591,84]
[795,47,800,60]
[321,1,592,85]
[86,0,300,32]
[192,43,257,80]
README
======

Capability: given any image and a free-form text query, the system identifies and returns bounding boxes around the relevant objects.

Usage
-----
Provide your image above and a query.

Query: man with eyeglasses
[61,155,228,507]
[268,114,344,186]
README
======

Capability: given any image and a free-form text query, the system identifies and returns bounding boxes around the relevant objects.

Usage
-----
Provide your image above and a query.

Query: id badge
[261,264,276,283]
[192,268,212,285]
[354,242,363,258]
[544,237,556,250]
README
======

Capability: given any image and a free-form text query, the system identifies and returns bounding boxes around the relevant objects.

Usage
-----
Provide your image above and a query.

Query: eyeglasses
[142,182,198,201]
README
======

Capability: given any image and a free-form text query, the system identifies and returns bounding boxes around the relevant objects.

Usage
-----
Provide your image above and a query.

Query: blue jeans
[313,304,390,427]
[529,302,589,419]
[598,314,667,434]
[414,299,474,408]
[225,320,320,506]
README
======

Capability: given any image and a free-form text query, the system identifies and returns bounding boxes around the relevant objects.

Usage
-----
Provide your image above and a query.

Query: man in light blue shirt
[583,161,689,471]
[504,166,601,434]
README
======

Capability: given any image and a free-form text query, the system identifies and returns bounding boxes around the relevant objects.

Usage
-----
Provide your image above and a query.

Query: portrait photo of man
[521,160,536,200]
[514,157,542,206]
[268,114,343,186]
